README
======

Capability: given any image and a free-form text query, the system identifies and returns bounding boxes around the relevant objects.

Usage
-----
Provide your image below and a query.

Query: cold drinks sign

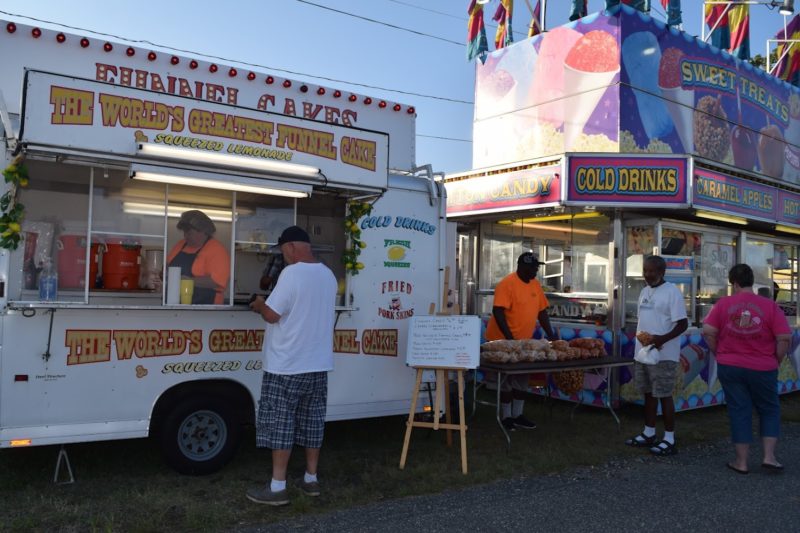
[566,154,689,206]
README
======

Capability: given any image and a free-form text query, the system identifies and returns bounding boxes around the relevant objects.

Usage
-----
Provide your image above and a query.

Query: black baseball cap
[274,225,310,249]
[518,252,539,267]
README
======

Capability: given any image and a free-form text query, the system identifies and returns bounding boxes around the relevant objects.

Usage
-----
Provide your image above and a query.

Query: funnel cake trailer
[0,18,448,474]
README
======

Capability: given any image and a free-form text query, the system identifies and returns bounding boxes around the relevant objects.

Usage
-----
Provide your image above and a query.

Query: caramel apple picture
[758,122,785,178]
[731,87,756,170]
[694,95,730,162]
[731,125,756,171]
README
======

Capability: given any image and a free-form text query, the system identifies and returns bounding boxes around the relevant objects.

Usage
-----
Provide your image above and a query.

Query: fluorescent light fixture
[695,210,748,225]
[776,223,800,235]
[122,202,233,222]
[130,164,311,198]
[495,219,599,235]
[477,0,490,4]
[137,143,321,178]
[496,212,604,224]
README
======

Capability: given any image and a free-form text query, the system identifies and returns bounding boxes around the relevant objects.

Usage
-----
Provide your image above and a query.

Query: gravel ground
[236,423,800,532]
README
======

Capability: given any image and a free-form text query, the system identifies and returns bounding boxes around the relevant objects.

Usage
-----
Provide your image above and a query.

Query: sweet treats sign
[473,6,800,186]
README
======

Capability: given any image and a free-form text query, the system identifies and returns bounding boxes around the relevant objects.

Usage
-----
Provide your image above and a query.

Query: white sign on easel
[406,315,480,369]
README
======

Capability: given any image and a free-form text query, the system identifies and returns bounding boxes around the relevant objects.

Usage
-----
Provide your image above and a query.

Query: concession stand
[0,18,448,474]
[445,5,800,411]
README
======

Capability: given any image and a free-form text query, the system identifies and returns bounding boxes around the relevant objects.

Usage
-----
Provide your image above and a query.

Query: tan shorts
[634,360,678,398]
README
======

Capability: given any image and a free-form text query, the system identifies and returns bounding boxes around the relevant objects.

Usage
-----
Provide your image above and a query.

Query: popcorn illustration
[658,47,694,153]
[562,30,620,151]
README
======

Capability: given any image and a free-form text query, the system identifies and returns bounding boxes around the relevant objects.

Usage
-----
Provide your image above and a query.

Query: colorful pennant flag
[570,0,588,21]
[774,14,800,86]
[467,0,489,61]
[661,0,682,27]
[728,5,750,60]
[528,0,542,38]
[493,0,514,50]
[705,4,731,51]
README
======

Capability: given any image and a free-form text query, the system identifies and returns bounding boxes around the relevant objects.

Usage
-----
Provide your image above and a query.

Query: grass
[2,391,799,532]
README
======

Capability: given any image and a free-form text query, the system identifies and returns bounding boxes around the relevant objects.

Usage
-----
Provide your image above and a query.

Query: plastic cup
[180,278,195,304]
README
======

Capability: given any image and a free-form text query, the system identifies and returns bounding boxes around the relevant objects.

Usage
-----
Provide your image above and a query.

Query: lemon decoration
[341,200,373,276]
[1,156,28,251]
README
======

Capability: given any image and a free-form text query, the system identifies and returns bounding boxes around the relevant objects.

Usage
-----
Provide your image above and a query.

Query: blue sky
[0,0,792,174]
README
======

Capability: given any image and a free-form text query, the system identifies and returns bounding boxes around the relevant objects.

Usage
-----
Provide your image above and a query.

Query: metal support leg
[496,372,511,451]
[54,445,75,484]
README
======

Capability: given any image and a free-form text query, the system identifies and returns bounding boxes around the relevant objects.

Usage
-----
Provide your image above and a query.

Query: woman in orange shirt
[167,210,230,305]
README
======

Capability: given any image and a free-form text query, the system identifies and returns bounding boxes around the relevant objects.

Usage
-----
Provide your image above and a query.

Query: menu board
[406,315,480,369]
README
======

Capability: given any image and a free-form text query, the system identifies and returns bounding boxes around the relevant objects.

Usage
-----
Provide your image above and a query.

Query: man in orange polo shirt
[485,252,556,431]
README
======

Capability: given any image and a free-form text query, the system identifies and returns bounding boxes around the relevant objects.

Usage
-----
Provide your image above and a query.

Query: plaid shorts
[634,360,678,398]
[256,371,328,450]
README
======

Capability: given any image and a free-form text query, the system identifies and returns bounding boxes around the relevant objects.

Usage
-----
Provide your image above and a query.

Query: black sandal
[650,440,677,456]
[624,433,657,448]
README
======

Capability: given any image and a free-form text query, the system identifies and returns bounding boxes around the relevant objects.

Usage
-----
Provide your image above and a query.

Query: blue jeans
[718,364,780,444]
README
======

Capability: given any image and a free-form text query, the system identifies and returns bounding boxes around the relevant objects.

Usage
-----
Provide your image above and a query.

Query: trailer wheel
[159,396,241,475]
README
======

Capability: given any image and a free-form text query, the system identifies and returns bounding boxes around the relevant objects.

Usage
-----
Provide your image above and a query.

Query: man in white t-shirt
[625,255,688,456]
[246,225,337,506]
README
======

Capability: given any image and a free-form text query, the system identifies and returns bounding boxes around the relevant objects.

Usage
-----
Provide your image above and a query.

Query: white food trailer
[0,19,448,474]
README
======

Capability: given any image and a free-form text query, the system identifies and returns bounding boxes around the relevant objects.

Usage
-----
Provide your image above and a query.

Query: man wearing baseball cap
[166,210,230,304]
[247,225,337,506]
[485,251,556,432]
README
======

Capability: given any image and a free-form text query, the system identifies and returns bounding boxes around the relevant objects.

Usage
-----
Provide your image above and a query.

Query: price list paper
[406,315,480,369]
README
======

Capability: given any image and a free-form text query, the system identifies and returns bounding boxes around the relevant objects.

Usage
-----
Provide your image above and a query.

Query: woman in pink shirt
[702,264,791,475]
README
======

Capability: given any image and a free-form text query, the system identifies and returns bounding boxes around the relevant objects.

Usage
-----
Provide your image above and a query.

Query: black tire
[159,395,241,475]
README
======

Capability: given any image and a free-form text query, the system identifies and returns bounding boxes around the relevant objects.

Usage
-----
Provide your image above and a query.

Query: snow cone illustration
[562,30,620,150]
[527,26,582,127]
[658,47,694,153]
[622,32,674,142]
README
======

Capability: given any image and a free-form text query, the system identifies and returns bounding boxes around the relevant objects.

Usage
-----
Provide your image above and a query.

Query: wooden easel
[399,365,468,474]
[399,266,469,474]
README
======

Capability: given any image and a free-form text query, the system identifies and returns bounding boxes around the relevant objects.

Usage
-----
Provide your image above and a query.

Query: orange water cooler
[56,235,96,289]
[102,241,141,290]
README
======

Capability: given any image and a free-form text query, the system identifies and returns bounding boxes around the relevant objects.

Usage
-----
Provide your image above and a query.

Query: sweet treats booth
[444,5,800,410]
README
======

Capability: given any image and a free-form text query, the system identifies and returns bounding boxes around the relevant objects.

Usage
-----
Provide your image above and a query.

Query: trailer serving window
[9,159,347,307]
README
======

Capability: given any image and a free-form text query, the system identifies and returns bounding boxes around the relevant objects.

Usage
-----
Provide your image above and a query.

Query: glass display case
[475,213,611,325]
[624,221,739,327]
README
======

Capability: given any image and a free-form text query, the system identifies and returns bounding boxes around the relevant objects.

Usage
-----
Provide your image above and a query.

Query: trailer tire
[159,395,241,475]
